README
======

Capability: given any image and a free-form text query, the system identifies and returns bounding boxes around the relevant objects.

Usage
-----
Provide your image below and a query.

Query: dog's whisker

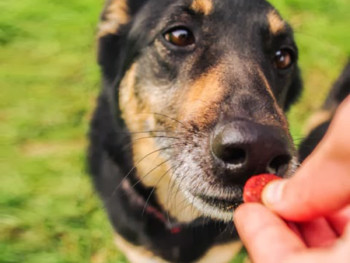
[176,192,196,216]
[115,130,186,135]
[180,183,208,214]
[141,181,162,217]
[133,111,191,132]
[171,168,194,215]
[132,135,180,142]
[108,143,183,200]
[165,168,182,216]
[152,112,189,129]
[121,135,180,152]
[141,112,205,137]
[130,158,172,190]
[165,167,189,216]
[165,171,177,215]
[141,165,176,217]
[163,162,185,222]
[171,174,188,216]
[164,164,181,224]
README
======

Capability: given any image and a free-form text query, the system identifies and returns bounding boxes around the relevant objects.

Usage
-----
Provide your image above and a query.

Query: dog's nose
[211,120,292,184]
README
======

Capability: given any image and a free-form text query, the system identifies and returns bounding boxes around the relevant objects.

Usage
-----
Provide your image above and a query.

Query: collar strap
[121,179,184,234]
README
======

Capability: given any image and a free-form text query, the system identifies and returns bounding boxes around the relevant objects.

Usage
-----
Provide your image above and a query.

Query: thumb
[262,96,350,221]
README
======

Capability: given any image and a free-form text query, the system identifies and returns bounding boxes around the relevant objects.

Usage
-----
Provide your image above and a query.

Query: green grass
[1,0,349,262]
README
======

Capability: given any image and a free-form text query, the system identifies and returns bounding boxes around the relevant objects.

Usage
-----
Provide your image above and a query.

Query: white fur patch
[183,190,235,222]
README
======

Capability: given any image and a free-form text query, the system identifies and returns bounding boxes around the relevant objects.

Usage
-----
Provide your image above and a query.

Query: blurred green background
[0,0,349,262]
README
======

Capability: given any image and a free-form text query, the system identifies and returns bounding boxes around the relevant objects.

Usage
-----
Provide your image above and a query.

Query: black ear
[323,61,350,108]
[97,0,147,84]
[283,67,303,111]
[298,60,350,162]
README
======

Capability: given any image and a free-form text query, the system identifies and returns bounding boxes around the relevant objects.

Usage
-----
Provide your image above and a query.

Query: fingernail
[262,180,286,206]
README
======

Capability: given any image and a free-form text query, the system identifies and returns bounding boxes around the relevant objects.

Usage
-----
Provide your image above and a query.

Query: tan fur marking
[98,0,130,38]
[115,233,167,263]
[131,135,202,222]
[180,66,225,129]
[119,64,202,223]
[257,67,275,100]
[190,0,213,15]
[304,110,333,134]
[116,233,243,263]
[197,241,243,263]
[257,67,289,129]
[119,64,153,132]
[267,10,286,34]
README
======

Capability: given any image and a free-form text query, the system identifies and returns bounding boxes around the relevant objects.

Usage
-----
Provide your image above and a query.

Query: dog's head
[98,0,302,222]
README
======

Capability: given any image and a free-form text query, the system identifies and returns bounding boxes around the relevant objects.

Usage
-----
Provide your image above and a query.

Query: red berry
[243,174,281,203]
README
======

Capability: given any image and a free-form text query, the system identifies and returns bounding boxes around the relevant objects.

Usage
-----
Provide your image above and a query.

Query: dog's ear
[283,66,303,111]
[97,0,147,83]
[298,61,350,161]
[323,60,350,108]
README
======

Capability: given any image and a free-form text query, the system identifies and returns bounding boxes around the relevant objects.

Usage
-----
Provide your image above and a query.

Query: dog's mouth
[183,187,244,222]
[197,194,243,211]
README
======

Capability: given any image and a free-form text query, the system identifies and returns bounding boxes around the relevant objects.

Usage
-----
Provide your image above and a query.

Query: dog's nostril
[216,146,246,166]
[268,154,291,175]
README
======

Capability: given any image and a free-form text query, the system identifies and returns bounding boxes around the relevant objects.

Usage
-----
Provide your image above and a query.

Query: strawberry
[243,174,281,203]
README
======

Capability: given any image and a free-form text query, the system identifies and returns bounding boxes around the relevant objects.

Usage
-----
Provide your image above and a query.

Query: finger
[262,97,350,221]
[234,203,306,263]
[283,224,350,263]
[286,221,303,240]
[326,205,350,235]
[298,217,337,248]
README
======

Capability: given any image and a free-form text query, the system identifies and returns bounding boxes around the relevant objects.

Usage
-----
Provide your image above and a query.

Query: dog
[88,0,303,262]
[299,61,350,162]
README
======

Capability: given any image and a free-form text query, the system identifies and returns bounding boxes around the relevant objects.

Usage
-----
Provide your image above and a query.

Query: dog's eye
[163,27,195,47]
[274,48,294,70]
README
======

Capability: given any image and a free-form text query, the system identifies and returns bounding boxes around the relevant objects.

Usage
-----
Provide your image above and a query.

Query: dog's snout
[211,120,292,184]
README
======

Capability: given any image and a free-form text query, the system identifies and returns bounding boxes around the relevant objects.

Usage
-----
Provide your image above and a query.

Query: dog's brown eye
[274,49,294,70]
[164,27,195,47]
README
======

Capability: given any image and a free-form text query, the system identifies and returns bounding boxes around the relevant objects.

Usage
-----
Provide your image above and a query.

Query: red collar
[121,180,182,234]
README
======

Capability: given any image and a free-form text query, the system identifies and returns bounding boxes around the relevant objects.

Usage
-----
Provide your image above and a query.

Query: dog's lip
[182,189,243,221]
[195,193,243,211]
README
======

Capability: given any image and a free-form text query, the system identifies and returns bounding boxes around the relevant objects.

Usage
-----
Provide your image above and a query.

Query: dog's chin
[183,189,243,222]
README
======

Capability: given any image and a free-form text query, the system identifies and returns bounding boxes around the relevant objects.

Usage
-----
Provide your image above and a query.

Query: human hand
[234,96,350,263]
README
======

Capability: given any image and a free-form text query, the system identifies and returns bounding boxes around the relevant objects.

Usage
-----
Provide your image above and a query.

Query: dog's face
[98,0,302,222]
